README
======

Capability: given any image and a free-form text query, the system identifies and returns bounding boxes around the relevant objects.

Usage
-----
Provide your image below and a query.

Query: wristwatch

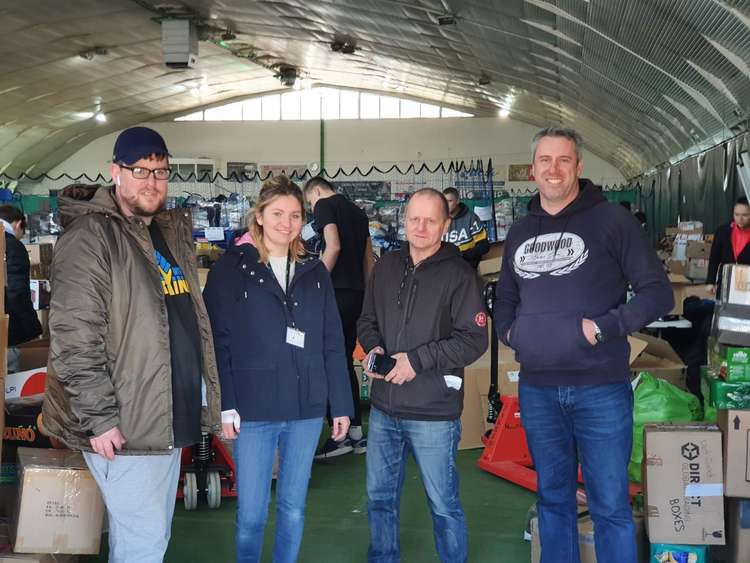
[593,322,603,344]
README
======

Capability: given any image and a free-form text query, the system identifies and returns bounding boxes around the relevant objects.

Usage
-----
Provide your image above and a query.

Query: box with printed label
[717,410,750,497]
[642,423,725,545]
[709,377,750,409]
[11,448,104,554]
[726,347,750,382]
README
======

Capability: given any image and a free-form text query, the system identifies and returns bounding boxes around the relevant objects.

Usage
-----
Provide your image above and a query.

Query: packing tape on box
[684,483,724,497]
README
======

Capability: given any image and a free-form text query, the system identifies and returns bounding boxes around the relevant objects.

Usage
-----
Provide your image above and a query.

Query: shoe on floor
[351,436,367,455]
[315,437,353,460]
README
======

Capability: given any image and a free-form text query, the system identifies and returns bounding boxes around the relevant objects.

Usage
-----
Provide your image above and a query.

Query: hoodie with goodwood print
[495,180,673,386]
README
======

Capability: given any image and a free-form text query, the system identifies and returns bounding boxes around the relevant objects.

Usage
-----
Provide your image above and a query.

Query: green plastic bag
[628,372,702,483]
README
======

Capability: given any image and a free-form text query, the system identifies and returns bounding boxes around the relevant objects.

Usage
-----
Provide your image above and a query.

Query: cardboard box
[686,241,711,260]
[0,227,5,315]
[726,347,750,382]
[678,221,703,234]
[666,259,686,276]
[14,339,48,373]
[717,410,750,497]
[628,333,687,389]
[478,258,500,277]
[23,244,53,266]
[459,336,516,450]
[0,555,77,562]
[28,264,50,281]
[5,369,46,402]
[530,512,648,562]
[726,498,750,563]
[643,423,725,545]
[483,241,504,260]
[665,227,680,237]
[11,448,104,554]
[669,274,715,315]
[687,258,708,281]
[197,267,209,289]
[2,402,52,463]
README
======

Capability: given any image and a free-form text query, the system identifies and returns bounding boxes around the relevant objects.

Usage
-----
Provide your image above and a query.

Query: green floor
[87,409,536,562]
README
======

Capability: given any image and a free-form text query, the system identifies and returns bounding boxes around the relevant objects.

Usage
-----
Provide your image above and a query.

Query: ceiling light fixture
[277,66,299,88]
[95,112,107,123]
[331,38,357,54]
[498,108,510,118]
[78,47,108,61]
[477,73,491,86]
[437,13,457,25]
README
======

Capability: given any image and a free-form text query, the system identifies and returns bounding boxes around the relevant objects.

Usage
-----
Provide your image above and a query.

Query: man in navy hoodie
[495,128,672,563]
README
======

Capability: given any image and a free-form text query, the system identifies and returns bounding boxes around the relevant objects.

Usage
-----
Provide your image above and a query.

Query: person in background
[0,205,42,372]
[495,127,672,563]
[303,177,373,459]
[204,176,353,563]
[442,187,489,269]
[358,188,488,563]
[42,127,222,563]
[707,196,750,297]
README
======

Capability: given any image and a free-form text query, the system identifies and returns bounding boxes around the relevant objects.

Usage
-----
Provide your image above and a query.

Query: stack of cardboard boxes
[664,221,713,289]
[637,263,750,562]
[25,243,53,336]
[0,231,105,561]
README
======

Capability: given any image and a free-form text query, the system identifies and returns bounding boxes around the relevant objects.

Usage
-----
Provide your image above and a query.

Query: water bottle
[360,372,369,401]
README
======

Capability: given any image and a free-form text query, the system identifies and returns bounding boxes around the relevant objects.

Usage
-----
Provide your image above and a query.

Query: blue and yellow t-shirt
[149,221,203,448]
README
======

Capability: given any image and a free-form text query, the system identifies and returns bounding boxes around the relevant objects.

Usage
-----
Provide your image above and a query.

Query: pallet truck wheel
[183,472,198,511]
[207,471,222,509]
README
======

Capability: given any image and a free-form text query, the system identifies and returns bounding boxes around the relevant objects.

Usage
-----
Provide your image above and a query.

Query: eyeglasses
[118,164,171,180]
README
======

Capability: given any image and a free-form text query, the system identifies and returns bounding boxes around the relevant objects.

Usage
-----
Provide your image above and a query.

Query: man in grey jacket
[43,127,221,563]
[357,188,488,563]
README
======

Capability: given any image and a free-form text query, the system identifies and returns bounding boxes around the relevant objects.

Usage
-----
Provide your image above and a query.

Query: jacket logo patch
[513,232,588,279]
[474,312,487,327]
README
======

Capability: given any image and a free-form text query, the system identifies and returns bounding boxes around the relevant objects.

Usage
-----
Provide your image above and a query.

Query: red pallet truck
[177,432,237,510]
[477,283,641,502]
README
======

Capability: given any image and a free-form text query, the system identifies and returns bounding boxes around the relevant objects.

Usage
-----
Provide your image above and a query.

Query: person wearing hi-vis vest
[203,175,353,563]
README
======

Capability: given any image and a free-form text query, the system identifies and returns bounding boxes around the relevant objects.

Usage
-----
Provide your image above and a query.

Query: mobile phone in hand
[367,352,397,376]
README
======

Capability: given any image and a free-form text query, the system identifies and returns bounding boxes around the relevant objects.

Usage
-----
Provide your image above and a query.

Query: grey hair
[531,127,583,161]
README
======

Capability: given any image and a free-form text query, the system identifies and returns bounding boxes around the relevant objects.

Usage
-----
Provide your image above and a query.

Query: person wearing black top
[304,177,373,459]
[707,196,750,297]
[0,205,42,373]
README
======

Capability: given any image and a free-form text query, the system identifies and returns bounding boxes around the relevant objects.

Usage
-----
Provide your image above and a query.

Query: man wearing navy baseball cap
[43,127,222,562]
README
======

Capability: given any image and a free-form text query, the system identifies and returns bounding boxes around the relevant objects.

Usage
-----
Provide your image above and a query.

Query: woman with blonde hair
[203,175,353,563]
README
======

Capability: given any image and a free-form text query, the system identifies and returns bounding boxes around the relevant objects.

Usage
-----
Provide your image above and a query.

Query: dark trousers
[330,288,365,427]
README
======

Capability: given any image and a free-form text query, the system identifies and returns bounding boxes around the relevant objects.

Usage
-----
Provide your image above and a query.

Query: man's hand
[582,318,598,346]
[385,352,417,385]
[331,416,350,441]
[363,346,386,380]
[90,426,126,460]
[706,284,715,294]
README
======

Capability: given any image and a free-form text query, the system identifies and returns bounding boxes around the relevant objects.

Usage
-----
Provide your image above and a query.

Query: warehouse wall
[50,117,625,187]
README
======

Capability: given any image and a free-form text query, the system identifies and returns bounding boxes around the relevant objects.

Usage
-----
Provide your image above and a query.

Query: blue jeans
[519,381,635,563]
[234,418,323,563]
[84,449,182,563]
[366,406,467,563]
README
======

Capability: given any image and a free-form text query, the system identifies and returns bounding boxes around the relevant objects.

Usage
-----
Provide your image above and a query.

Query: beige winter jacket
[41,185,221,453]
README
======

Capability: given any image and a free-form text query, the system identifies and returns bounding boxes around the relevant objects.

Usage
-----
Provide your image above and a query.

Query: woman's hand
[221,410,240,440]
[222,422,238,440]
[331,416,350,441]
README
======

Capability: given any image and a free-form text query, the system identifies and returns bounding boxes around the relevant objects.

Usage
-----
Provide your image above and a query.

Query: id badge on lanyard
[282,257,305,348]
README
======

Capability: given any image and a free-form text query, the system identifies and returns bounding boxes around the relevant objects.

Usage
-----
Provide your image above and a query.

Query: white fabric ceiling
[0,0,748,179]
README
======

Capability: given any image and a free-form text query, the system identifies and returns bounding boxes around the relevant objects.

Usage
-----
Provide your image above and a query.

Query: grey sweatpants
[84,449,181,563]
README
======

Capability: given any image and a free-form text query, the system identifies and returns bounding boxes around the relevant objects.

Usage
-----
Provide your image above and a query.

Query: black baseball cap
[112,126,171,165]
